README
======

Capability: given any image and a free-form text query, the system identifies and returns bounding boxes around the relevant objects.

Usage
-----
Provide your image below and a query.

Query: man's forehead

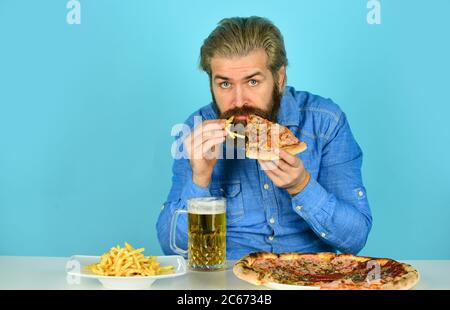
[211,49,270,80]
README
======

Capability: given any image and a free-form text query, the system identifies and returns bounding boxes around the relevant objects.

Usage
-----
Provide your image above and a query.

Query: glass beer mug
[170,197,226,271]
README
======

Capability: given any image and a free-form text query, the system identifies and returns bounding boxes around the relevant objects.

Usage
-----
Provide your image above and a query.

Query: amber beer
[187,198,226,271]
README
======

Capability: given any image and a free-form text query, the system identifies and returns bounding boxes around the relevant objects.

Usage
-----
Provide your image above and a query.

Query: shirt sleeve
[291,112,372,254]
[156,155,212,256]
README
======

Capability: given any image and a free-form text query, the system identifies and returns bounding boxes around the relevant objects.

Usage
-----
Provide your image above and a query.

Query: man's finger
[279,149,300,167]
[203,119,227,126]
[192,125,225,146]
[200,136,225,156]
[192,120,226,141]
[208,128,228,137]
[202,120,226,131]
[272,158,292,172]
[191,129,226,149]
[203,142,222,160]
[259,160,283,176]
[201,129,227,142]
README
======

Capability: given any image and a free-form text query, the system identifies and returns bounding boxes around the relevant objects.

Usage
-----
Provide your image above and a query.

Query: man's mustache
[219,106,272,123]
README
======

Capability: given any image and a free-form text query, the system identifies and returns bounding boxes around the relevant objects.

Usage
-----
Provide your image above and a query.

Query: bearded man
[157,16,372,260]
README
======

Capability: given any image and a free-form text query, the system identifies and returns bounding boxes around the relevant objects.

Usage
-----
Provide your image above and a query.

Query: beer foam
[188,198,226,214]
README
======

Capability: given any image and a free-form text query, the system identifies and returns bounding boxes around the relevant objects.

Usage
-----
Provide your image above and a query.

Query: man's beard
[211,84,282,123]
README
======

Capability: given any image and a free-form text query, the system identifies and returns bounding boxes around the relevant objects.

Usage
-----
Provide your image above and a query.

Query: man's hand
[258,149,311,196]
[184,119,227,188]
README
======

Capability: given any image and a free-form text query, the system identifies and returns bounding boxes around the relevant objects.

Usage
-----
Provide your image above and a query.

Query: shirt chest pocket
[210,181,245,225]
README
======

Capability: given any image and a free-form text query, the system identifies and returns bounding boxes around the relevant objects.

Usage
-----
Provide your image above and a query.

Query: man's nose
[233,85,246,108]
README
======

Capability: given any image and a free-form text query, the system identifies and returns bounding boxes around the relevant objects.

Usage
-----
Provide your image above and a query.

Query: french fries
[86,242,174,277]
[225,116,245,139]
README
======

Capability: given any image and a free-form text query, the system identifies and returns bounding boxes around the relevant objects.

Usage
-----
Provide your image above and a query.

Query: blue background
[1,0,449,259]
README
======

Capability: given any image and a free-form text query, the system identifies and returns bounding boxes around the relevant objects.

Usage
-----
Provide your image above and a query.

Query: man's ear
[277,66,286,93]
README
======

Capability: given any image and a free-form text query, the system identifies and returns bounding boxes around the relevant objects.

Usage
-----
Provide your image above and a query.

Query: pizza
[233,252,420,290]
[225,114,307,160]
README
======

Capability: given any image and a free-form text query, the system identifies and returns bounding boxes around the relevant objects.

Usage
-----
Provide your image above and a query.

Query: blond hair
[200,16,288,79]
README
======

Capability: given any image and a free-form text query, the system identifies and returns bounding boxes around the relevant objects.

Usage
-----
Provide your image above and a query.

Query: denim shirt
[157,86,372,260]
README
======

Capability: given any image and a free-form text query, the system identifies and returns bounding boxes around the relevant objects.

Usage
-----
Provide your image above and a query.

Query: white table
[0,256,449,290]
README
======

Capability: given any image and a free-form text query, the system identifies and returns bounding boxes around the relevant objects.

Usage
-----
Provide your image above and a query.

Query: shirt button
[220,188,224,192]
[263,183,270,190]
[161,204,165,210]
[296,205,303,211]
[320,232,327,238]
[269,218,275,224]
[358,190,364,197]
[268,236,274,241]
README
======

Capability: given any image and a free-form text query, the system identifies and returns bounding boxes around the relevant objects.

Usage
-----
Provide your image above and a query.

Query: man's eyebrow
[213,71,264,81]
[214,75,230,81]
[243,71,263,80]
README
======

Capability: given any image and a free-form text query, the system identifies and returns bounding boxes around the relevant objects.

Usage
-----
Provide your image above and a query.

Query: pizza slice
[225,114,307,160]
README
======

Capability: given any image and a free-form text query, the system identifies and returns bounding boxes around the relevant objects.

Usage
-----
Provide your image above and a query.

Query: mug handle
[169,209,188,256]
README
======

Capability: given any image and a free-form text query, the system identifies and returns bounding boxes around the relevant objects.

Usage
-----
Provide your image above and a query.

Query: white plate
[66,255,187,289]
[265,282,320,290]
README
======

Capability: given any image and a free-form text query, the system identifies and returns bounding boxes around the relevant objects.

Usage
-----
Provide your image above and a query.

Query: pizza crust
[232,263,265,286]
[245,150,278,161]
[378,263,420,290]
[245,142,307,160]
[233,252,420,290]
[282,142,307,155]
[233,252,278,285]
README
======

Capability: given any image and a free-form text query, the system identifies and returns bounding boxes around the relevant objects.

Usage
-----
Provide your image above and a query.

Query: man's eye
[220,81,231,89]
[248,79,258,86]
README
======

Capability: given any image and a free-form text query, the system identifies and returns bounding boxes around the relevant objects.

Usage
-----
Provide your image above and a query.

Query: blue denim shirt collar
[277,86,301,129]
